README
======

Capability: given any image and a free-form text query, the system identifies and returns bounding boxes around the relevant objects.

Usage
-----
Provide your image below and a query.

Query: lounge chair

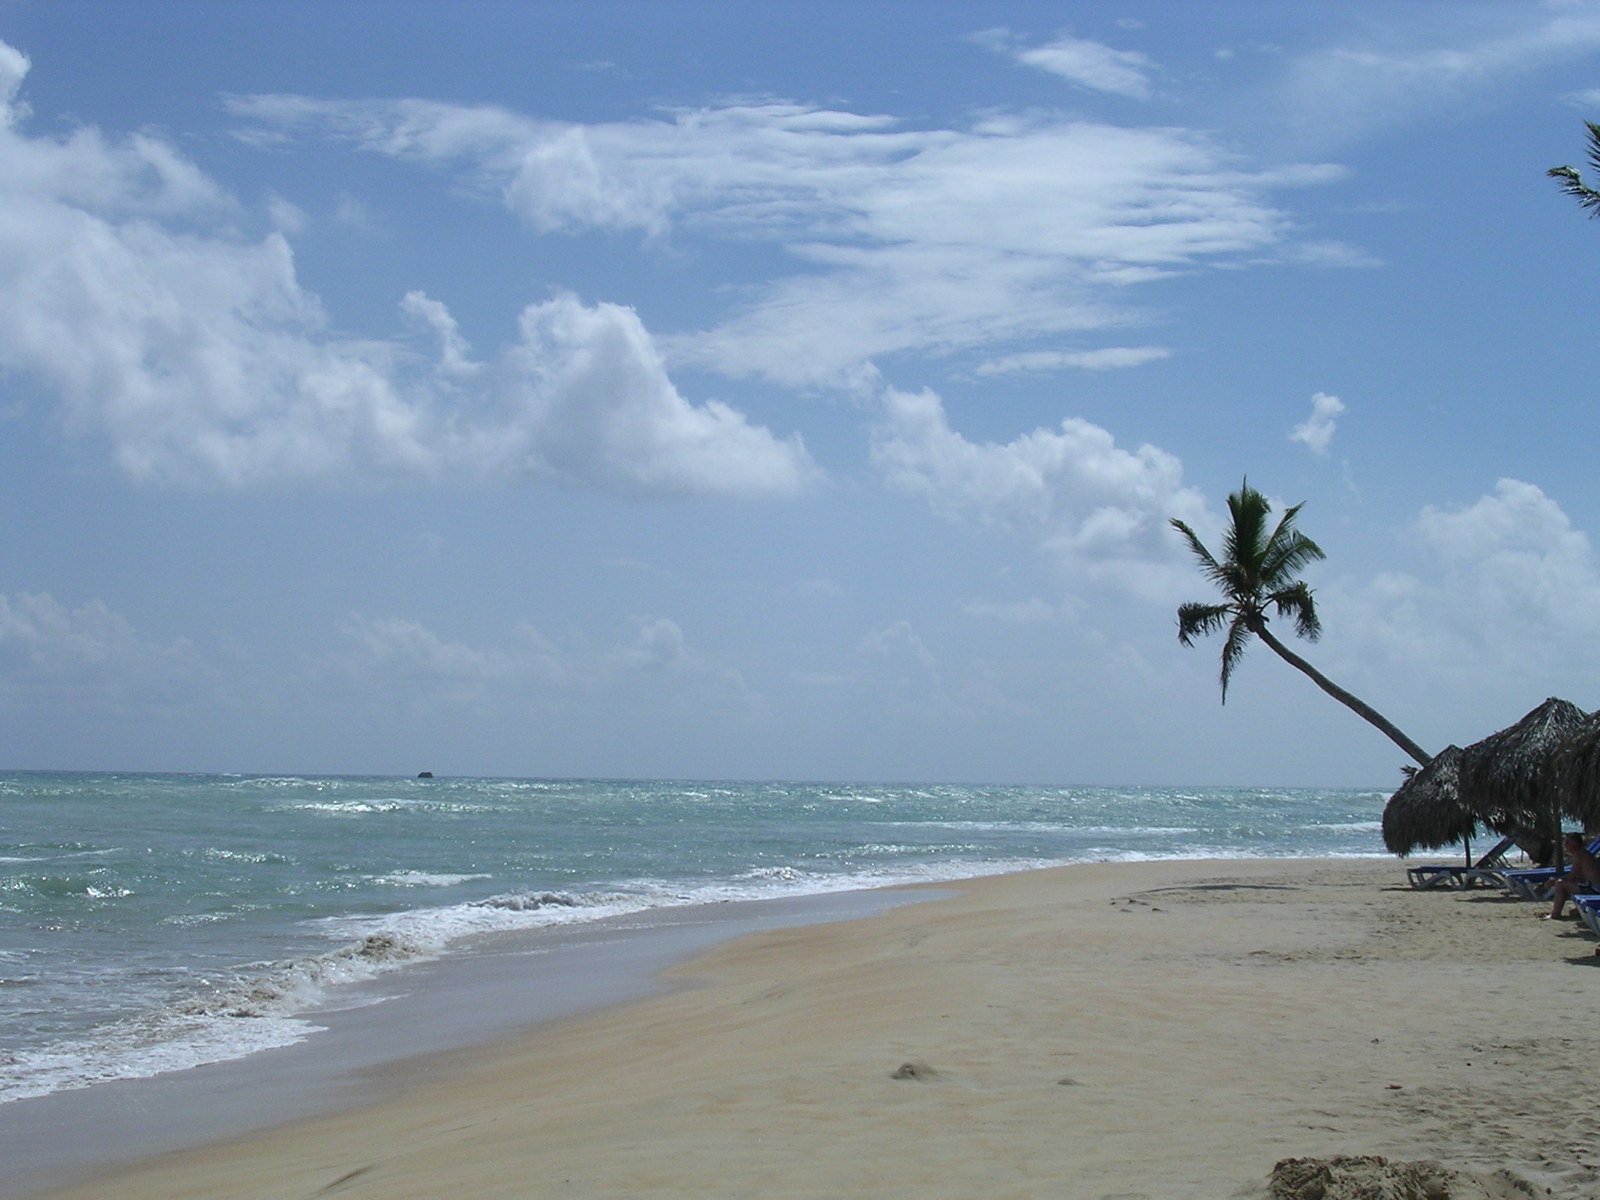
[1571,894,1600,937]
[1500,836,1600,900]
[1405,836,1518,890]
[1502,867,1559,900]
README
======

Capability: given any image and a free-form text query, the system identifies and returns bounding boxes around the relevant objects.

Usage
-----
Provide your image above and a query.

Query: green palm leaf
[1171,479,1428,765]
[1549,121,1600,218]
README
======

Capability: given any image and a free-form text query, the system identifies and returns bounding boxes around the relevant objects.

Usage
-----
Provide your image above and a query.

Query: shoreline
[0,885,939,1198]
[19,855,1600,1199]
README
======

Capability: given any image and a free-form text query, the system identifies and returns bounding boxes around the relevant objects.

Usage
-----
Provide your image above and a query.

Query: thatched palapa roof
[1458,697,1589,836]
[1552,712,1600,830]
[1382,745,1471,856]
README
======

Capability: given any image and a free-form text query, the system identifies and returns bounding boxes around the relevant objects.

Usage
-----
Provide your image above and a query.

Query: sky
[2,0,1599,787]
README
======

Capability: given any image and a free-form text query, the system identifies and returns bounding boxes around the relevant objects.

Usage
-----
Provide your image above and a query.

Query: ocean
[0,771,1387,1106]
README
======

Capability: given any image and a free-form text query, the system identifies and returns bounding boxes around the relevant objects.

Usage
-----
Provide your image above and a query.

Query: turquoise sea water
[0,771,1386,1103]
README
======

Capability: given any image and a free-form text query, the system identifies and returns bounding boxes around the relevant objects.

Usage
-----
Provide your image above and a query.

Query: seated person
[1544,832,1600,919]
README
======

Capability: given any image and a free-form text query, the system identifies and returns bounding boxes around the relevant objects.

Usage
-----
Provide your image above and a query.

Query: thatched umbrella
[1459,697,1589,867]
[1552,712,1600,831]
[1382,745,1473,859]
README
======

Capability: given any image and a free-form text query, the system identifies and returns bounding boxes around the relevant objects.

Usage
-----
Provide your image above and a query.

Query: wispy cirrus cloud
[226,91,1346,388]
[973,346,1172,377]
[1264,4,1600,147]
[974,27,1158,99]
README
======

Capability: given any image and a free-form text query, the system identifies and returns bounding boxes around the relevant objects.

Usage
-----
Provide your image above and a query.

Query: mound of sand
[1269,1155,1542,1200]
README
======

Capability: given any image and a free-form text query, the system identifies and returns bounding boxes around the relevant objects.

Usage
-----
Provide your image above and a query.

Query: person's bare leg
[1548,880,1573,919]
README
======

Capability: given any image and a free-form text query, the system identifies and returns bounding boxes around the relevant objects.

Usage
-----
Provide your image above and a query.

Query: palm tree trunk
[1254,624,1431,767]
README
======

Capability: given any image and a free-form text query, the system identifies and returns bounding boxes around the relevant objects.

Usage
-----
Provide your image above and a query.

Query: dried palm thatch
[1552,712,1600,829]
[1458,698,1589,839]
[1382,745,1472,856]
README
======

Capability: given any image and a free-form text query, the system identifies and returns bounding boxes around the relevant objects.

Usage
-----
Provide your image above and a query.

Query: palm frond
[1223,481,1271,587]
[1269,581,1322,641]
[1259,504,1326,587]
[1176,601,1232,647]
[1168,519,1230,590]
[1549,122,1600,218]
[1218,614,1252,703]
[1548,165,1600,215]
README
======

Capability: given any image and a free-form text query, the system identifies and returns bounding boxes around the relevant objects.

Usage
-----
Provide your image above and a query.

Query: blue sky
[2,0,1599,785]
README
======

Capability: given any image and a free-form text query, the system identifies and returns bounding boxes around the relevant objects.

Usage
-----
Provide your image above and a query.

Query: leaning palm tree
[1548,120,1600,217]
[1171,480,1431,768]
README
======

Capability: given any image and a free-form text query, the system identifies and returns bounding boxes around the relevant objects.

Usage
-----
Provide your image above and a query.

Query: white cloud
[0,40,30,117]
[266,193,307,234]
[612,616,696,673]
[860,619,937,673]
[0,40,811,498]
[973,346,1171,377]
[1273,7,1600,146]
[347,616,504,682]
[336,611,755,713]
[1415,479,1600,629]
[0,592,218,712]
[1289,391,1346,455]
[492,294,817,497]
[1008,33,1158,100]
[227,92,1345,388]
[870,385,1210,599]
[962,598,1062,623]
[400,289,479,381]
[1328,480,1600,703]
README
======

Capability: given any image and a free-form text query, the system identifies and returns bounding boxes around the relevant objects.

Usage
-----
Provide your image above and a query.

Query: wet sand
[23,858,1600,1199]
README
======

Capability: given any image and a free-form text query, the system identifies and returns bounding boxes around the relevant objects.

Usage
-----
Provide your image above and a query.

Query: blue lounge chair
[1501,836,1600,900]
[1571,893,1600,937]
[1503,867,1559,899]
[1405,835,1519,890]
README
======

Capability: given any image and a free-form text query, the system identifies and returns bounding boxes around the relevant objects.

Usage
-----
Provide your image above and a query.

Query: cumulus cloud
[335,611,751,712]
[612,616,697,672]
[1289,391,1346,455]
[870,386,1210,599]
[0,40,812,497]
[491,295,816,497]
[0,592,219,712]
[1330,480,1600,698]
[1415,479,1600,629]
[860,620,937,674]
[227,90,1344,388]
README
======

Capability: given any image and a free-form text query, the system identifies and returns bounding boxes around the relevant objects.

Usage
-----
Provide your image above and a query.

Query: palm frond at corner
[1548,121,1600,217]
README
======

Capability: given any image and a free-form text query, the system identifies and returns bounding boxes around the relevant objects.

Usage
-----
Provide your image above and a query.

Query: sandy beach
[25,858,1600,1199]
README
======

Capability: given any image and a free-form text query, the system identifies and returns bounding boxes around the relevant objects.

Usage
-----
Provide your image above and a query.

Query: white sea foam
[0,933,425,1103]
[318,890,662,949]
[283,798,500,817]
[374,871,494,888]
[0,1011,318,1103]
[199,847,291,865]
